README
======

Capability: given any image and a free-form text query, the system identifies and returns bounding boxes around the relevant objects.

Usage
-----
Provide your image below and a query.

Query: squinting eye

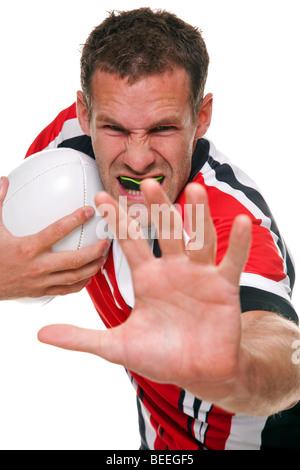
[153,126,176,133]
[104,125,126,135]
[107,126,123,132]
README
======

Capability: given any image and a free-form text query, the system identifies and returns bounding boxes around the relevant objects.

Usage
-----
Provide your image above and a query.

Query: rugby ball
[2,147,107,304]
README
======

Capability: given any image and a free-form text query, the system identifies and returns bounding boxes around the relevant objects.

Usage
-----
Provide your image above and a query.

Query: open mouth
[118,176,164,195]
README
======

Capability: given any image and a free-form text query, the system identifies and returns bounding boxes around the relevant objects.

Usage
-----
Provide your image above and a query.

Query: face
[77,68,212,223]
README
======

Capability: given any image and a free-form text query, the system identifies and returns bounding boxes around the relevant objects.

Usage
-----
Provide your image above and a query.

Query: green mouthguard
[119,176,164,185]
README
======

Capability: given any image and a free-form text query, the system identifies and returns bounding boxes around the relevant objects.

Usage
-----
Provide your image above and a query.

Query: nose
[122,135,156,174]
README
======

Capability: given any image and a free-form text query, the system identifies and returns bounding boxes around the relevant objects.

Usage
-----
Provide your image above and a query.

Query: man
[1,8,300,450]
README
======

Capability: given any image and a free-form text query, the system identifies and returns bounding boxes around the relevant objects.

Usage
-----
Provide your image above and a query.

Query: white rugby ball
[2,147,107,305]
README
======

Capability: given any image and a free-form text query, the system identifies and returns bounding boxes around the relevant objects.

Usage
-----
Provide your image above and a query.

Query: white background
[0,0,299,450]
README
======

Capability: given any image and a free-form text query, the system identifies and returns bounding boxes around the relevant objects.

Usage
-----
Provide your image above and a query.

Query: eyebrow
[95,113,182,131]
[95,114,125,128]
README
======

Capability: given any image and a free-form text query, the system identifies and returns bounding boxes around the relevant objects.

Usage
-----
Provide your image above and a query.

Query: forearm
[234,310,300,416]
[203,311,300,416]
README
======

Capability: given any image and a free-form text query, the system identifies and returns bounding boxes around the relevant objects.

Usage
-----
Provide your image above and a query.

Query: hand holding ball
[2,148,108,304]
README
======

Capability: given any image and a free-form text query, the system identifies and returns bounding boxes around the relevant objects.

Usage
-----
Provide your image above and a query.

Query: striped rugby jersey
[26,102,300,450]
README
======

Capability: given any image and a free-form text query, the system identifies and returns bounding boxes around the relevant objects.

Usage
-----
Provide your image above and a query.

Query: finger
[42,278,93,297]
[30,239,110,293]
[141,179,186,256]
[47,256,105,287]
[0,177,9,227]
[34,206,96,252]
[95,191,152,270]
[38,324,124,365]
[45,238,110,273]
[218,214,252,285]
[185,183,216,264]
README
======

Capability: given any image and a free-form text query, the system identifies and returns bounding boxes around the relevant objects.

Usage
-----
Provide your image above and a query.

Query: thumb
[38,324,125,366]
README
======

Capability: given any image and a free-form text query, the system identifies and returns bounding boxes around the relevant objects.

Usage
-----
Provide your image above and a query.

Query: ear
[76,91,91,136]
[194,93,213,140]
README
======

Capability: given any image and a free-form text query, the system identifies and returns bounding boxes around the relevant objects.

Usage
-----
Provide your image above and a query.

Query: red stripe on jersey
[205,405,234,450]
[25,102,77,158]
[177,173,286,283]
[86,249,131,328]
[131,373,200,449]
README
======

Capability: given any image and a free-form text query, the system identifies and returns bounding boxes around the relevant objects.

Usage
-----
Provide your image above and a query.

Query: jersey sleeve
[240,286,298,323]
[182,139,298,325]
[25,102,94,159]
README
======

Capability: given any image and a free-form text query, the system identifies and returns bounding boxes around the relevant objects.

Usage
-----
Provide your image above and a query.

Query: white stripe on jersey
[101,265,123,310]
[180,389,210,445]
[137,398,157,450]
[240,272,291,301]
[113,240,135,309]
[193,401,211,444]
[44,118,85,150]
[125,371,157,449]
[180,387,267,450]
[224,414,267,450]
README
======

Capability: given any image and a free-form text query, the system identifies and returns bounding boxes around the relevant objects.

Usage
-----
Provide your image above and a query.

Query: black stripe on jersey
[178,389,203,421]
[203,405,213,445]
[138,386,144,402]
[58,135,95,159]
[189,139,280,241]
[188,138,210,183]
[240,286,298,325]
[193,398,201,418]
[285,247,296,292]
[136,396,149,450]
[207,155,281,241]
[178,388,185,412]
[187,416,194,436]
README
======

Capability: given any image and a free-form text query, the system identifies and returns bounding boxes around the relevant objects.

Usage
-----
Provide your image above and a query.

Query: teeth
[118,176,164,196]
[127,189,142,195]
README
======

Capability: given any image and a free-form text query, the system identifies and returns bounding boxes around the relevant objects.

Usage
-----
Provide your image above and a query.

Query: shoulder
[188,139,281,237]
[182,139,297,324]
[25,102,93,157]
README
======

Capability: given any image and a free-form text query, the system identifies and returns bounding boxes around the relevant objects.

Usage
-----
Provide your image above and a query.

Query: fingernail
[85,207,95,218]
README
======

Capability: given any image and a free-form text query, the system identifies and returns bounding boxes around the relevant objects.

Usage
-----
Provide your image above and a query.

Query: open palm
[38,180,252,398]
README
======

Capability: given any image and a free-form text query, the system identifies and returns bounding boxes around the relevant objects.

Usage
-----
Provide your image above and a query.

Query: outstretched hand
[38,179,252,401]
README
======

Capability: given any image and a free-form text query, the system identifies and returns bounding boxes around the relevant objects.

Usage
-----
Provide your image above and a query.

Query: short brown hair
[80,8,209,119]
